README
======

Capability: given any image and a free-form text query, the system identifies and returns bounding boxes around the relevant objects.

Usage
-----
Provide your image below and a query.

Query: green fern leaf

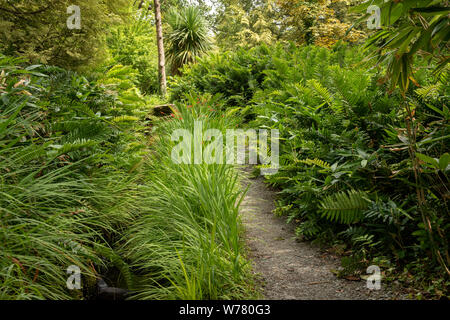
[112,115,139,123]
[307,79,343,113]
[300,158,331,169]
[320,190,370,224]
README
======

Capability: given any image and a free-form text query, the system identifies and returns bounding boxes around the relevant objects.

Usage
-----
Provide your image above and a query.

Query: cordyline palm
[166,6,212,75]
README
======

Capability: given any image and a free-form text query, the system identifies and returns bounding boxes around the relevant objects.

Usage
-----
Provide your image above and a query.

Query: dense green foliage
[107,17,160,94]
[0,55,255,299]
[1,0,448,301]
[354,0,450,92]
[0,55,147,299]
[121,95,254,299]
[169,45,277,106]
[0,0,131,69]
[170,43,449,297]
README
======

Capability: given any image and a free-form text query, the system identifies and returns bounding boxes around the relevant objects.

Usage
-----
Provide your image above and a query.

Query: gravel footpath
[239,167,406,300]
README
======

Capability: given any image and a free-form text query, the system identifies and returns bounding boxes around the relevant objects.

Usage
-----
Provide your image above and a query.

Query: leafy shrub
[169,44,278,106]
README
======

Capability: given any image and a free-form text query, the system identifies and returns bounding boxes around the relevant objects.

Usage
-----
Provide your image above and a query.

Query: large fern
[320,190,371,224]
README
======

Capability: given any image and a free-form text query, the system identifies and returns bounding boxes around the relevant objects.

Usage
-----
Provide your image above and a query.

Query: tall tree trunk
[153,0,167,97]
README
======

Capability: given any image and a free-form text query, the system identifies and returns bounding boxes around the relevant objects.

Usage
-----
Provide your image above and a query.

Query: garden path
[240,167,405,300]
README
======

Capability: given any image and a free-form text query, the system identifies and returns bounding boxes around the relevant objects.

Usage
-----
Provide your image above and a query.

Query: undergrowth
[170,43,450,299]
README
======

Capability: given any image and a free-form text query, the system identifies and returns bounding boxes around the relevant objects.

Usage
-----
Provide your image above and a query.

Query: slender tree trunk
[153,0,167,97]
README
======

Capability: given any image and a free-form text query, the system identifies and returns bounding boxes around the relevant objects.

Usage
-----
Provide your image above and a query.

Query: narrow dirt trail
[240,167,403,300]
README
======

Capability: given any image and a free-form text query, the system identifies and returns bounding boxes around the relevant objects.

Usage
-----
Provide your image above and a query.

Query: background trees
[107,17,160,95]
[0,0,131,69]
[214,0,280,48]
[0,0,369,76]
[213,0,366,48]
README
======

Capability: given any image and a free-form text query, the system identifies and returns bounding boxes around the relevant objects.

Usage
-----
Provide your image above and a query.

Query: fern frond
[112,115,139,123]
[308,79,333,105]
[47,139,97,157]
[300,158,331,169]
[105,65,137,79]
[8,144,47,166]
[307,79,343,113]
[320,190,370,224]
[94,245,134,289]
[415,84,441,100]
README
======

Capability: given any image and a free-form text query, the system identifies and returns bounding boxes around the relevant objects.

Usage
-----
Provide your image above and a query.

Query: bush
[121,93,253,299]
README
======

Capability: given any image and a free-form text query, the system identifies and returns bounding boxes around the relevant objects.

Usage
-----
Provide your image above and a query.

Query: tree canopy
[0,0,131,69]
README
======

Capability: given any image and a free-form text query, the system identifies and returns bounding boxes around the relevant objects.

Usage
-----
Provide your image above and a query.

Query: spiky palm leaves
[166,6,212,75]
